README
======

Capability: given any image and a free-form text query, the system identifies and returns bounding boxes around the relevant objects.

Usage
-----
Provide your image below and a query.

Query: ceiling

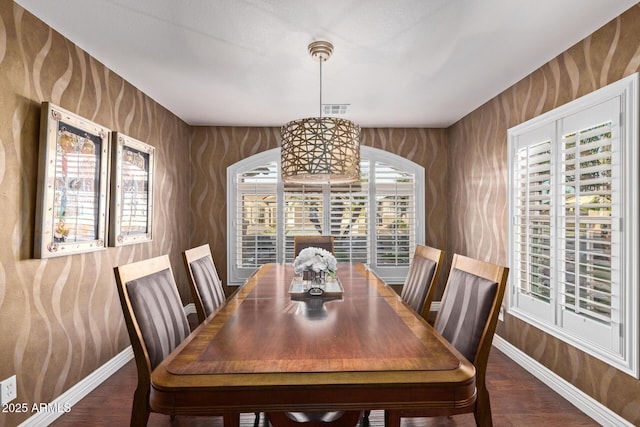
[15,0,638,128]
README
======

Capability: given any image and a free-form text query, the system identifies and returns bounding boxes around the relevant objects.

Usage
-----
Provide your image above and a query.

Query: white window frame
[227,146,425,286]
[507,73,639,377]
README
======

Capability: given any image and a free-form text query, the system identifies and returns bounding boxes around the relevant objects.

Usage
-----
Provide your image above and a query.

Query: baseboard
[19,346,134,427]
[184,302,196,316]
[20,303,197,426]
[493,335,632,427]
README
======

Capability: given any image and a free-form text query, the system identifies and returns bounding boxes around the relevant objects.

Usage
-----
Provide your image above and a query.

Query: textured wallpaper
[0,3,192,426]
[448,5,640,424]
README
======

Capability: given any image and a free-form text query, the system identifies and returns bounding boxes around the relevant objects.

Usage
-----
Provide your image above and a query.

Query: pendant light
[280,41,361,185]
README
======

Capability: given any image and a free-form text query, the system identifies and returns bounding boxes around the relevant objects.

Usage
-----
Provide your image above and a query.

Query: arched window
[227,146,425,285]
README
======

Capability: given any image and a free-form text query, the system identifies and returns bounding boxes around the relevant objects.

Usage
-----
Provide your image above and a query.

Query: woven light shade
[281,40,361,185]
[281,116,360,184]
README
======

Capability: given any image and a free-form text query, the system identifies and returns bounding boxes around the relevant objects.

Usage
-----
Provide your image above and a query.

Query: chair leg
[336,411,363,427]
[473,385,493,427]
[223,412,240,427]
[362,410,371,426]
[130,387,150,427]
[384,410,401,427]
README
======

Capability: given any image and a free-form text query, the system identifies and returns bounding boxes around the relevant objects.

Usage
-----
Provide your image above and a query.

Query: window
[507,73,639,376]
[227,146,424,285]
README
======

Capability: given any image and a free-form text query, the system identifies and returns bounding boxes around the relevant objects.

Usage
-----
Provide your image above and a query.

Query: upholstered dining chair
[114,254,193,427]
[182,243,226,324]
[385,254,508,427]
[361,245,445,425]
[400,244,445,320]
[294,235,335,256]
[183,244,261,424]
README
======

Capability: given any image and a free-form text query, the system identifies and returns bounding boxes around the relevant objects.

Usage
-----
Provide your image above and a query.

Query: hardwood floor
[50,346,599,427]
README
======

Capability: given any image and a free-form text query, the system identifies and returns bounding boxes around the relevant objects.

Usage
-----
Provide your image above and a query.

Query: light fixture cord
[317,50,329,176]
[319,56,323,118]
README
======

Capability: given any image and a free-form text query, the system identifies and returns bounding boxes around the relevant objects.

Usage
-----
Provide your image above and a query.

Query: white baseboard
[493,335,632,427]
[184,302,196,316]
[20,303,197,426]
[19,346,134,427]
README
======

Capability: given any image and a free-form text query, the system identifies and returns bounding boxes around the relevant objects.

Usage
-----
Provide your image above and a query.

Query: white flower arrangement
[293,246,338,276]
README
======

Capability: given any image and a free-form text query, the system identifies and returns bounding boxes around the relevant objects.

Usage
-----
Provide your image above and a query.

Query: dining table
[149,262,476,426]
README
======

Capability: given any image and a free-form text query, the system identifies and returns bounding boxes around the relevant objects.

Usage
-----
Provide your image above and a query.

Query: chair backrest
[434,254,508,370]
[294,235,334,256]
[114,255,190,375]
[400,245,444,319]
[183,243,226,324]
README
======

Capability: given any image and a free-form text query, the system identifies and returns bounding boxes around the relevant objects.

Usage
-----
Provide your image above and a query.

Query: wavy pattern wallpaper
[448,5,640,425]
[2,1,640,426]
[0,3,192,426]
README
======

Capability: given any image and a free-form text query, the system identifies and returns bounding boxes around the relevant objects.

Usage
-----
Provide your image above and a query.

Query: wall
[0,3,192,426]
[448,4,640,424]
[189,127,449,292]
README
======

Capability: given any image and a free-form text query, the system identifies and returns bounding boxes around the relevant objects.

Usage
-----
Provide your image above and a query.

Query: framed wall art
[109,132,155,246]
[34,102,111,258]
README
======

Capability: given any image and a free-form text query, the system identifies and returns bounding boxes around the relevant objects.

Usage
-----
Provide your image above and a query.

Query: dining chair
[385,254,508,427]
[362,245,445,425]
[400,244,445,320]
[114,254,192,426]
[182,243,226,324]
[294,235,335,256]
[183,244,261,425]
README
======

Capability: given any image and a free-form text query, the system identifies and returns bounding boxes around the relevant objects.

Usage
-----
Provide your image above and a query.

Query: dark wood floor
[50,344,599,427]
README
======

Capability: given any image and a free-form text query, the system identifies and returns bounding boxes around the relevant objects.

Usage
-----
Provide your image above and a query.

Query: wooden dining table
[150,262,476,426]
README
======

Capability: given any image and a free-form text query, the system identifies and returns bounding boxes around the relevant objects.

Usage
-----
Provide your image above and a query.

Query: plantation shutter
[228,146,425,288]
[329,164,369,263]
[236,162,278,269]
[511,122,555,322]
[374,161,416,267]
[556,98,622,351]
[559,122,615,323]
[508,81,633,369]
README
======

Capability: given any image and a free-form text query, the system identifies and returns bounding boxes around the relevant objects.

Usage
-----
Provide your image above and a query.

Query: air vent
[322,104,349,115]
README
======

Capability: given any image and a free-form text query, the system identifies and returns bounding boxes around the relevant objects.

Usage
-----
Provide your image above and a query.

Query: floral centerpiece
[293,246,338,286]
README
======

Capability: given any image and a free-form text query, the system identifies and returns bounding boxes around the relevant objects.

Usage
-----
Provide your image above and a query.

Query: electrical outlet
[498,305,505,322]
[0,375,17,405]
